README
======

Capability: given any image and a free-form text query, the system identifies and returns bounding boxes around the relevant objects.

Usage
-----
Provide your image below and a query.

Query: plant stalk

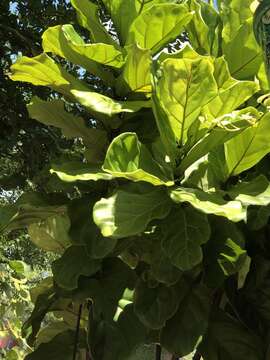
[73,304,83,360]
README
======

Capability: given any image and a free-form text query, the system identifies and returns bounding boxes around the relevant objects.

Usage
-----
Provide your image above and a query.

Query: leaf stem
[73,304,83,360]
[193,350,201,360]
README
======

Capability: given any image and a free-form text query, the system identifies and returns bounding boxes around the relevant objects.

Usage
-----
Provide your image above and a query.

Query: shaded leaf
[52,246,101,290]
[161,283,211,356]
[203,217,246,287]
[43,24,124,69]
[134,280,179,329]
[93,184,172,238]
[199,309,264,360]
[68,197,117,259]
[161,207,210,271]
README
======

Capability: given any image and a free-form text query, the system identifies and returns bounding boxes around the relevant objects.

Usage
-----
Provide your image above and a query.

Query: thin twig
[73,304,83,360]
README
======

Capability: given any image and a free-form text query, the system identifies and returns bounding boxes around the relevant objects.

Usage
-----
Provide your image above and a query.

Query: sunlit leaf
[103,132,174,186]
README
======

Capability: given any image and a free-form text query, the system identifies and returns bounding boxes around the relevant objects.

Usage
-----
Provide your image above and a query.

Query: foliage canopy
[2,0,270,358]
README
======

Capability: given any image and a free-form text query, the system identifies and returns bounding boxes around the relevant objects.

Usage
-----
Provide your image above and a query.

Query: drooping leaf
[103,132,174,186]
[70,89,152,117]
[28,214,71,253]
[203,217,246,287]
[161,282,211,356]
[134,280,179,329]
[1,193,67,233]
[71,0,116,45]
[28,96,108,163]
[52,246,101,290]
[9,53,87,99]
[43,25,124,69]
[93,184,172,238]
[170,187,246,222]
[185,0,220,56]
[161,207,211,271]
[224,112,270,177]
[199,309,265,360]
[152,57,218,158]
[51,161,113,182]
[10,54,150,118]
[126,4,193,54]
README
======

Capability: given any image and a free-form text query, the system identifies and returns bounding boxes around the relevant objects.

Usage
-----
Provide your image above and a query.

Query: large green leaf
[170,187,246,222]
[152,57,217,158]
[134,280,179,329]
[126,4,193,54]
[116,44,152,95]
[179,108,259,172]
[70,0,116,45]
[9,53,87,99]
[103,132,174,186]
[28,96,107,163]
[199,309,265,360]
[228,175,270,206]
[42,24,123,83]
[203,217,246,287]
[161,283,211,356]
[10,54,150,118]
[28,214,71,253]
[52,246,101,290]
[161,207,211,271]
[185,0,220,56]
[221,0,262,80]
[51,161,113,182]
[225,112,270,177]
[93,184,172,238]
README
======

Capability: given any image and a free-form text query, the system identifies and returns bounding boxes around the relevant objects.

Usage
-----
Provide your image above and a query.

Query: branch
[73,304,83,360]
[0,23,39,56]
